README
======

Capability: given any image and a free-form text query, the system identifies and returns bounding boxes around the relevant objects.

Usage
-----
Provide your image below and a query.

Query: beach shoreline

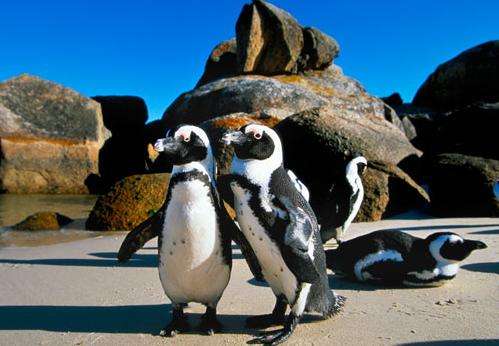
[1,213,497,345]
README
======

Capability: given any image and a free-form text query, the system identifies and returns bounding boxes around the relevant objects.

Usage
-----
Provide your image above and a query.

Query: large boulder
[162,66,388,129]
[429,154,498,217]
[274,108,426,222]
[236,0,304,75]
[413,40,499,111]
[86,174,169,231]
[91,96,150,192]
[300,27,339,71]
[0,74,107,193]
[196,38,239,87]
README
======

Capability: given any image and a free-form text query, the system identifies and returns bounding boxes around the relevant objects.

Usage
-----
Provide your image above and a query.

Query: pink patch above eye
[178,132,190,142]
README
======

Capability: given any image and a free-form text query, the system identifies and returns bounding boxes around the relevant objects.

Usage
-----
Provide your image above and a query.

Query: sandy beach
[0,212,497,346]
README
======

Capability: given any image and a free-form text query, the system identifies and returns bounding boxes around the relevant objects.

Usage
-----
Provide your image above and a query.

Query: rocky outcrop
[163,66,388,129]
[274,108,426,222]
[90,96,150,192]
[413,40,499,111]
[196,38,239,87]
[86,173,169,231]
[156,0,423,221]
[0,74,107,193]
[429,154,499,217]
[12,212,73,231]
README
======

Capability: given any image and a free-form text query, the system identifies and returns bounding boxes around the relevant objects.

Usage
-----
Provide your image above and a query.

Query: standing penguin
[320,155,367,243]
[326,230,487,287]
[221,124,343,345]
[153,125,232,336]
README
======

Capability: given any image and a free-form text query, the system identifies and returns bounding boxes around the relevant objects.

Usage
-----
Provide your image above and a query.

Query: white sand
[0,213,498,345]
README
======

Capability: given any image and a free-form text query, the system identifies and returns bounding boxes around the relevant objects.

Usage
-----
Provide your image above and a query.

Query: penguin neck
[231,154,282,188]
[172,151,215,183]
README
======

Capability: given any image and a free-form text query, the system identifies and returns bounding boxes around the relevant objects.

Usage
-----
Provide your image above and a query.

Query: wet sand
[0,213,498,345]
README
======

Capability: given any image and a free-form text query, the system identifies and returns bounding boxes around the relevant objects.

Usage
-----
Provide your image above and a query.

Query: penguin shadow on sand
[0,304,256,336]
[0,251,156,268]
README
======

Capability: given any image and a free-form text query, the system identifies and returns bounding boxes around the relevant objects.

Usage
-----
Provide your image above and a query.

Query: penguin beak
[464,240,487,251]
[154,137,183,154]
[221,131,246,146]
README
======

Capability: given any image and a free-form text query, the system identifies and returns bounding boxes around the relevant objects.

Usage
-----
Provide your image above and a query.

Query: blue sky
[1,0,498,120]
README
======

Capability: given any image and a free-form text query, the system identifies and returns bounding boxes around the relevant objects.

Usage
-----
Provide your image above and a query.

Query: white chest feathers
[231,183,299,303]
[158,179,230,305]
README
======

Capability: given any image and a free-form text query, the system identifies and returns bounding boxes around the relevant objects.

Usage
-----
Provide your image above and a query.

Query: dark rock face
[86,174,169,231]
[196,38,239,87]
[392,104,443,153]
[90,96,150,193]
[381,92,404,108]
[429,154,499,217]
[0,74,107,193]
[13,212,73,231]
[413,40,499,111]
[236,0,304,75]
[92,96,148,132]
[432,103,499,160]
[274,108,425,222]
[300,27,339,71]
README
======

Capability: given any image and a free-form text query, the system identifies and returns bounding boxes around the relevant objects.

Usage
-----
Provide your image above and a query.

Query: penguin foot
[245,314,285,329]
[160,306,189,337]
[199,306,222,335]
[159,319,189,337]
[246,295,287,329]
[248,312,299,345]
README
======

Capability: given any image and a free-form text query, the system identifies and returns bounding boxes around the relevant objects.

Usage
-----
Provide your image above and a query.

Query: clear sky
[1,0,498,121]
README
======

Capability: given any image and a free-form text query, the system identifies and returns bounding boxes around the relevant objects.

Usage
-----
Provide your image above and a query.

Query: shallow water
[0,194,122,248]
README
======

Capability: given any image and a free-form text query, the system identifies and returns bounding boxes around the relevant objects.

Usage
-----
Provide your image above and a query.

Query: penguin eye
[253,132,262,140]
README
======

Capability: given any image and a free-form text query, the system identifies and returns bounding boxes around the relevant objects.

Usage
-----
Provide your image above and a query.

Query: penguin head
[346,155,367,177]
[427,232,487,264]
[154,125,212,167]
[222,124,283,164]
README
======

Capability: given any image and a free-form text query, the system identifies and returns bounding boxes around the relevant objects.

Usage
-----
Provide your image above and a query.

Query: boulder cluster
[383,40,499,217]
[1,1,497,231]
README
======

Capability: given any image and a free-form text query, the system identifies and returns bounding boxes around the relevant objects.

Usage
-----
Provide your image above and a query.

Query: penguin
[221,124,343,345]
[153,125,232,336]
[320,155,367,244]
[325,230,487,287]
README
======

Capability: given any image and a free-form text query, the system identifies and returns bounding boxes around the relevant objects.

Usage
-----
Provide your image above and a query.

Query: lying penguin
[325,230,487,287]
[221,124,343,345]
[152,125,232,336]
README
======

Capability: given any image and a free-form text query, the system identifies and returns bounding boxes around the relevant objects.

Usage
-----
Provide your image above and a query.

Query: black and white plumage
[153,125,232,336]
[221,124,343,345]
[320,155,367,243]
[325,230,487,287]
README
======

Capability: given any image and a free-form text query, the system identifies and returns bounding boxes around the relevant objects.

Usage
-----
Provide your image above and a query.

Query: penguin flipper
[215,176,263,280]
[117,206,164,262]
[278,196,320,284]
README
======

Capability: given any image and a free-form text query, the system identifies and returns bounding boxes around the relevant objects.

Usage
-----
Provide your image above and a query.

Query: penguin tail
[324,294,346,318]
